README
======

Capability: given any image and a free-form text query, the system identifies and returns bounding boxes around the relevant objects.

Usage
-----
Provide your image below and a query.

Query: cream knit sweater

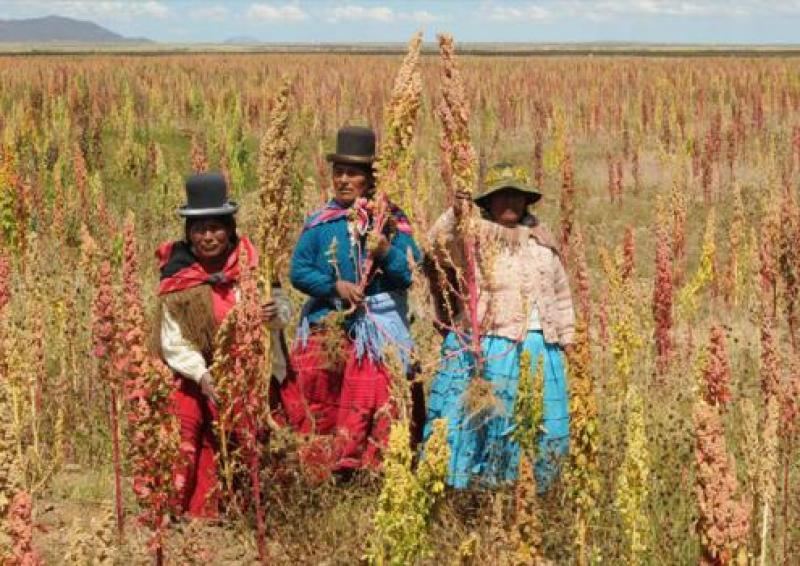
[428,208,575,346]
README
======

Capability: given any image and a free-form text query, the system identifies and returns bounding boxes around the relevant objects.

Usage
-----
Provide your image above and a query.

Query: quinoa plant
[4,491,43,565]
[614,386,651,563]
[118,212,180,564]
[560,149,576,265]
[571,226,591,324]
[90,258,124,538]
[653,212,674,375]
[210,244,269,562]
[366,418,449,565]
[564,319,600,565]
[694,345,749,565]
[257,78,297,291]
[510,350,546,562]
[256,77,299,439]
[374,32,423,217]
[512,350,544,460]
[723,185,745,306]
[678,207,716,321]
[670,171,688,286]
[757,315,780,566]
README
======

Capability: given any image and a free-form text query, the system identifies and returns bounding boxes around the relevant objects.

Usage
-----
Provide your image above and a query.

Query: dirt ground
[31,461,573,565]
[32,467,261,565]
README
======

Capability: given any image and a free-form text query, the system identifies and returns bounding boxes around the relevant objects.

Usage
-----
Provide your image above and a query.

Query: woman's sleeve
[552,252,576,345]
[426,208,461,268]
[427,208,456,248]
[378,232,421,289]
[268,286,292,330]
[160,308,208,382]
[290,228,337,298]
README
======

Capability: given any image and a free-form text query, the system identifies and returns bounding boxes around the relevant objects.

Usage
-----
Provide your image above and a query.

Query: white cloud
[1,0,170,20]
[487,5,551,21]
[326,4,441,24]
[603,0,734,16]
[406,10,439,24]
[32,1,171,20]
[328,5,395,23]
[764,0,800,14]
[246,3,309,22]
[189,5,229,21]
[480,1,759,21]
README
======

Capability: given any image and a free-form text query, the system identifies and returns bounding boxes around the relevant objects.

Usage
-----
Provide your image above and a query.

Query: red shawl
[155,236,259,296]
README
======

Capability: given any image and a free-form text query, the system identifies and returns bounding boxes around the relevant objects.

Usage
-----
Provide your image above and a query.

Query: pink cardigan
[427,208,575,346]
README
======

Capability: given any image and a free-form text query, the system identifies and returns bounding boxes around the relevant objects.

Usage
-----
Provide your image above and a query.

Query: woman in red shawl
[154,173,291,518]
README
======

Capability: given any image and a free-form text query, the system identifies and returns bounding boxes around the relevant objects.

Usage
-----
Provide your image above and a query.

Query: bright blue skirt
[423,330,569,490]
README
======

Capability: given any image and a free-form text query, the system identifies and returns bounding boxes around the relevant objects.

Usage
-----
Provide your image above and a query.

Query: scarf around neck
[476,213,560,256]
[303,198,413,236]
[155,235,259,296]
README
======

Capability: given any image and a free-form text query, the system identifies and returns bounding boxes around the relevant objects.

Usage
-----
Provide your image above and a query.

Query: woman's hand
[335,280,364,305]
[199,371,218,405]
[261,299,279,323]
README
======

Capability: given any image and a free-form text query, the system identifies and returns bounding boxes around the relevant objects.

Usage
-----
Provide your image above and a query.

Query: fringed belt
[296,292,413,371]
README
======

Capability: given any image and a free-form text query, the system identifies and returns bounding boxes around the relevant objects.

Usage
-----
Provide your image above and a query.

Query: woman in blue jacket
[281,126,421,476]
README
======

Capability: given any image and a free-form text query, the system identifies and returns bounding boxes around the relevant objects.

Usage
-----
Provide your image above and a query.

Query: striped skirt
[423,330,569,490]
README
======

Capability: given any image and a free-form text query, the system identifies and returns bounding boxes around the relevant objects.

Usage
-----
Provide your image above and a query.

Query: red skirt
[280,332,395,477]
[170,377,220,518]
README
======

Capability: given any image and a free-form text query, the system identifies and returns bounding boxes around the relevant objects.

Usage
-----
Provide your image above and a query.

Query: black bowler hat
[326,126,376,165]
[177,172,239,217]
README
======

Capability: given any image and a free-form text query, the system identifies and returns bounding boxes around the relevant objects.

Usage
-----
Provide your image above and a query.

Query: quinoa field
[0,38,799,564]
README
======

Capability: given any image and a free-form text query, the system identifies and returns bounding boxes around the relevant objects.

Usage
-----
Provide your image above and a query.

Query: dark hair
[184,215,239,245]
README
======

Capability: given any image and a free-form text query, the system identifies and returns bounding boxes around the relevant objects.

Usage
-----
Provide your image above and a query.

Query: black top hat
[326,126,376,165]
[178,172,239,217]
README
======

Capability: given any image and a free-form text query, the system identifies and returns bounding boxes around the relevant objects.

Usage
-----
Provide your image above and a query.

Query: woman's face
[189,218,231,261]
[332,163,370,206]
[487,188,529,227]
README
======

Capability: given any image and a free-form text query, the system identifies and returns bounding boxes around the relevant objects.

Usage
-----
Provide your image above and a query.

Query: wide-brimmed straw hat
[177,172,239,217]
[474,162,542,207]
[326,126,376,165]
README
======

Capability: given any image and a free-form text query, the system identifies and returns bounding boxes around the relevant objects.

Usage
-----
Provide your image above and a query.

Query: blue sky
[2,0,800,44]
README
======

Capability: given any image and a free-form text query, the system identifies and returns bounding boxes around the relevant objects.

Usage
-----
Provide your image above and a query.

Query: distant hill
[0,15,151,43]
[224,36,261,45]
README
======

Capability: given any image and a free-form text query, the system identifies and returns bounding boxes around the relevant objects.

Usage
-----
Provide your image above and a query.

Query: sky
[2,0,800,44]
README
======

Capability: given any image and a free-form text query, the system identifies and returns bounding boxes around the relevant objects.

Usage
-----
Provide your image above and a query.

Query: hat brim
[326,153,375,165]
[474,183,542,206]
[177,202,239,217]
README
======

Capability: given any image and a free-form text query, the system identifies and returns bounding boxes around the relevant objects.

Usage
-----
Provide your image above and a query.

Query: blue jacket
[290,200,422,327]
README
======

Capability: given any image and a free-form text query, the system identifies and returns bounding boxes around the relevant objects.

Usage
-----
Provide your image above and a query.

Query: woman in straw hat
[154,172,291,517]
[280,126,422,478]
[424,162,575,490]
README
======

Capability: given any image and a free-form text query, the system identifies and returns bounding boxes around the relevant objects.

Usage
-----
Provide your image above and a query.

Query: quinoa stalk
[436,33,483,376]
[358,32,423,294]
[257,77,297,436]
[91,259,124,538]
